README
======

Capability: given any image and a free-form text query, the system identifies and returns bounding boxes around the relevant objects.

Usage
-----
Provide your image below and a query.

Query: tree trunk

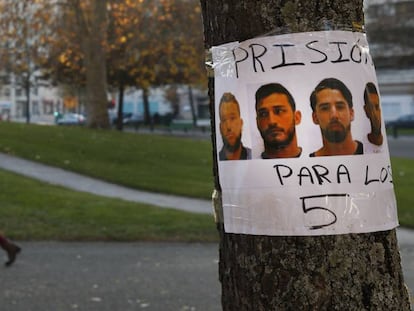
[142,87,151,127]
[81,0,110,129]
[188,85,197,127]
[116,80,125,131]
[200,1,411,310]
[24,77,30,124]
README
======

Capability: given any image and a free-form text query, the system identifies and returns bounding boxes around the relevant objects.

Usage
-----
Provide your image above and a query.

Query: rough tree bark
[199,1,411,310]
[77,0,110,128]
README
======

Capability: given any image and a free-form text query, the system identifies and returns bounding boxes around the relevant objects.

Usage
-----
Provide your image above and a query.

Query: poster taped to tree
[211,30,399,236]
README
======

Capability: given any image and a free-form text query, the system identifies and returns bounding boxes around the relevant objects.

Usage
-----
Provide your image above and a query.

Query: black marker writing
[306,40,328,64]
[329,41,350,63]
[249,43,267,73]
[271,44,306,69]
[300,193,349,230]
[364,165,393,185]
[233,47,249,78]
[230,37,373,78]
[273,164,351,186]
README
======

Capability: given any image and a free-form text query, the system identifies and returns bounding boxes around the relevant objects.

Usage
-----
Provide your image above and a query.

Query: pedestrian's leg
[0,234,21,266]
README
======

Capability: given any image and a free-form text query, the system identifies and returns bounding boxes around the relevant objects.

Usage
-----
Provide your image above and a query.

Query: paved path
[1,242,221,311]
[1,232,412,311]
[387,135,414,159]
[0,153,212,215]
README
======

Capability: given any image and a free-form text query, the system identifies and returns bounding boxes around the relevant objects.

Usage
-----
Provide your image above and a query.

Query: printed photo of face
[218,93,251,161]
[364,82,383,146]
[220,100,242,150]
[309,78,363,157]
[255,83,302,159]
[312,88,354,144]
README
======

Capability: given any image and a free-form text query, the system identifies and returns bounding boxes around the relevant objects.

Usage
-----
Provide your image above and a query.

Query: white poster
[212,31,399,236]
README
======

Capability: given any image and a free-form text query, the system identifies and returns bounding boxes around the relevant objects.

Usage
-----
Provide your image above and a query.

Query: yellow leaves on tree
[63,96,78,110]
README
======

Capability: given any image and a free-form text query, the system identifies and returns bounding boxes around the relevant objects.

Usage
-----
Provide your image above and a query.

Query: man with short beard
[219,93,251,160]
[309,77,363,157]
[255,83,302,158]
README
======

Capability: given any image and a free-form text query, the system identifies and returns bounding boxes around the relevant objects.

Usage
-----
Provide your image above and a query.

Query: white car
[56,113,86,126]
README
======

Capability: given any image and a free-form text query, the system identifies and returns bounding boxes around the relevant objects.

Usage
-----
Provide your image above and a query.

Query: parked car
[124,113,144,127]
[386,114,414,130]
[386,114,414,137]
[112,112,144,128]
[111,112,132,125]
[56,113,86,126]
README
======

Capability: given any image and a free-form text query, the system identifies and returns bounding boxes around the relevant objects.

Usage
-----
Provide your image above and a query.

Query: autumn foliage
[0,0,206,127]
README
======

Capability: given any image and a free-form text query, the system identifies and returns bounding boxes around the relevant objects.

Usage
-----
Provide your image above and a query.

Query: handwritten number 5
[299,194,348,230]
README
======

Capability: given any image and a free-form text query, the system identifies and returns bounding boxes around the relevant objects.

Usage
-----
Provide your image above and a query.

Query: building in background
[0,72,64,124]
[0,72,208,126]
[365,0,414,121]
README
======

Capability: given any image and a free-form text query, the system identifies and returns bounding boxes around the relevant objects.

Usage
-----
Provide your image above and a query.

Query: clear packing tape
[204,22,365,77]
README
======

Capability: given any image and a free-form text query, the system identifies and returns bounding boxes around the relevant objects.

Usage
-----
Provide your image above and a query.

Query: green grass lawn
[0,122,214,199]
[391,158,414,229]
[0,122,218,241]
[0,168,218,242]
[0,122,412,242]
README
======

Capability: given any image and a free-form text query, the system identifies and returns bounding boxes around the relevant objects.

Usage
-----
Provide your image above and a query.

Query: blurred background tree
[34,0,205,129]
[0,0,412,128]
[106,0,205,129]
[63,0,110,128]
[0,0,54,124]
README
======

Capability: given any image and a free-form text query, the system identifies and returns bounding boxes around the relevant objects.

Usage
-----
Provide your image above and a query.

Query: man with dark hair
[219,92,251,160]
[364,82,383,146]
[255,83,302,158]
[309,77,363,157]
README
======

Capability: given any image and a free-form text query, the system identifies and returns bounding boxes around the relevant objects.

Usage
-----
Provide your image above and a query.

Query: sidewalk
[1,241,221,311]
[2,234,412,311]
[0,152,413,309]
[0,153,212,215]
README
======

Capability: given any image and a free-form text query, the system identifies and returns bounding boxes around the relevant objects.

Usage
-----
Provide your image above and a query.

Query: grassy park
[0,122,214,199]
[0,168,218,242]
[0,122,413,241]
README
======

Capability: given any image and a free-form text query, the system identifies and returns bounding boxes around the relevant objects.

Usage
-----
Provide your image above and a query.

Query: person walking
[0,234,21,266]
